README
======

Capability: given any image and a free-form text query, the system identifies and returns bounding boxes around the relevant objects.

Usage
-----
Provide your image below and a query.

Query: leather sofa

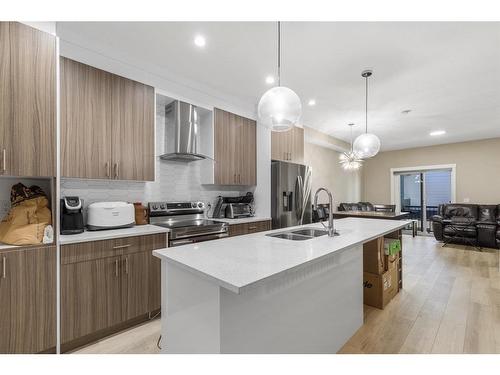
[432,203,500,249]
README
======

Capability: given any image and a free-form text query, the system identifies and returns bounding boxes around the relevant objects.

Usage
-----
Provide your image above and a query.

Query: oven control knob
[191,202,196,208]
[198,202,203,208]
[152,205,158,210]
[160,204,165,210]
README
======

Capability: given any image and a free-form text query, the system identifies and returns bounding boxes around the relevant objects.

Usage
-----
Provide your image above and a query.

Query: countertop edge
[154,220,409,294]
[59,225,169,245]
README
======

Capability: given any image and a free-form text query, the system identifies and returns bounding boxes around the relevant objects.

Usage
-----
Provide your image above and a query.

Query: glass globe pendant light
[353,69,381,158]
[258,22,302,132]
[339,123,363,171]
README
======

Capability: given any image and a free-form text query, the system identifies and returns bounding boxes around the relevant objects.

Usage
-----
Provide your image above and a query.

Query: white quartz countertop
[154,217,409,294]
[59,225,168,245]
[212,216,271,225]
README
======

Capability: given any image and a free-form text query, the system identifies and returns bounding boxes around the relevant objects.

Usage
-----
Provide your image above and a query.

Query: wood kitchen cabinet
[60,233,166,351]
[228,220,271,237]
[213,108,257,186]
[0,22,56,177]
[0,245,56,354]
[60,57,112,179]
[111,75,155,181]
[60,57,155,181]
[271,126,304,164]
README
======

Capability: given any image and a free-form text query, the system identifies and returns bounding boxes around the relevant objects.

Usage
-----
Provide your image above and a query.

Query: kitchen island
[153,217,408,353]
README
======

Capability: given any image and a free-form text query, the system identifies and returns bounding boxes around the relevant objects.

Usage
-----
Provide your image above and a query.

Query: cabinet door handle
[113,244,131,249]
[234,173,236,183]
[2,256,6,279]
[125,257,129,275]
[238,174,241,183]
[115,259,119,277]
[105,162,110,178]
[2,149,5,172]
[114,162,118,179]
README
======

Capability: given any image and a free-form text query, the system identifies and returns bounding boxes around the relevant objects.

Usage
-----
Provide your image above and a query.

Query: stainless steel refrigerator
[271,160,312,229]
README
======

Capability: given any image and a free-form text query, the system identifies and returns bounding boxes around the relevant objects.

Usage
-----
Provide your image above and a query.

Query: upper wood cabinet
[0,245,56,354]
[0,22,56,177]
[212,108,256,186]
[61,57,112,179]
[271,126,304,164]
[111,75,155,181]
[61,57,155,181]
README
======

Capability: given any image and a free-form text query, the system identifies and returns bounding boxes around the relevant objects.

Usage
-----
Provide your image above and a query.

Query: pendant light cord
[350,125,353,152]
[365,75,368,134]
[277,21,281,86]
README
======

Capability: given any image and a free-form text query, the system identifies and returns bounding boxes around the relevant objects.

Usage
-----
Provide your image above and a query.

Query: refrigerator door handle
[295,175,304,222]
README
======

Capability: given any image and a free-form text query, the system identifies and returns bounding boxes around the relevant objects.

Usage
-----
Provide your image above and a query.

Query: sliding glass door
[396,169,452,234]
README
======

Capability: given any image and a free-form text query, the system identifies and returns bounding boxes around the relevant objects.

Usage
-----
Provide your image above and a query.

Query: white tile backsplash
[61,97,253,214]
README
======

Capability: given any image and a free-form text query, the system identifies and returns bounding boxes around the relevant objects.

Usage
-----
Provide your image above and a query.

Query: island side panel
[161,260,221,353]
[219,245,363,354]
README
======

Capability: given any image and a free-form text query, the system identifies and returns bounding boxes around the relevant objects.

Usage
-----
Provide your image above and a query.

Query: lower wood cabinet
[60,233,166,351]
[0,245,56,354]
[228,220,272,237]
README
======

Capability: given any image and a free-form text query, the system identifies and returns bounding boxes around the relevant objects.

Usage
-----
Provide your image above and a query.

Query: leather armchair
[432,203,499,249]
[497,204,500,247]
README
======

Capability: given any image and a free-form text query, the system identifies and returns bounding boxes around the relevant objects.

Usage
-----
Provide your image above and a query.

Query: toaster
[87,201,135,231]
[225,203,254,219]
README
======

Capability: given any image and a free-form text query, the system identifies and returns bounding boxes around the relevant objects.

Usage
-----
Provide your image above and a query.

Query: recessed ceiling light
[194,35,206,47]
[308,99,316,106]
[265,76,275,84]
[430,130,446,136]
[401,109,412,114]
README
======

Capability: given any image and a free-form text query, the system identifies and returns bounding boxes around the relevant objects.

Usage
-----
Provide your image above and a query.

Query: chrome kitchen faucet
[313,188,339,237]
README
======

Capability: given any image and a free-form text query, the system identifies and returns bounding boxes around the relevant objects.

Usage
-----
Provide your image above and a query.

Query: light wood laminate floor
[74,235,500,354]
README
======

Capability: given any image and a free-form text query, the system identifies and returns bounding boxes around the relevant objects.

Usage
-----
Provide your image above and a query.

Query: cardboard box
[385,252,399,271]
[363,266,399,309]
[363,237,385,274]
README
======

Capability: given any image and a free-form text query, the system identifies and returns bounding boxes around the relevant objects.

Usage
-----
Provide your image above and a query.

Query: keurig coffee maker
[60,196,84,235]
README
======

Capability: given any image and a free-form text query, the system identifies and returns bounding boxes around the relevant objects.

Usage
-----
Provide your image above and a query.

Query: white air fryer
[86,201,135,230]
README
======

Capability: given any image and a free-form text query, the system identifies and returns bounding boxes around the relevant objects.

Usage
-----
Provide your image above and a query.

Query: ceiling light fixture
[265,76,275,84]
[194,35,206,47]
[308,99,316,106]
[430,130,446,136]
[353,69,381,159]
[258,22,302,132]
[339,123,363,171]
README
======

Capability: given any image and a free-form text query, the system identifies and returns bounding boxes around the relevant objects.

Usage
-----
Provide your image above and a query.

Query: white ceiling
[57,22,500,151]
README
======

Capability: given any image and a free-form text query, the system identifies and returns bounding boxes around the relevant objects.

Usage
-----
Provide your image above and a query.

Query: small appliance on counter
[87,201,135,231]
[60,196,84,235]
[133,202,149,225]
[213,192,254,219]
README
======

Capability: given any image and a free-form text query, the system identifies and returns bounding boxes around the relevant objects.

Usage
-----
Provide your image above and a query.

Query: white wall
[57,32,270,217]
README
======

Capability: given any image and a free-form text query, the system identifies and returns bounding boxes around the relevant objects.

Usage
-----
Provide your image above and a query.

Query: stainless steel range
[149,201,228,247]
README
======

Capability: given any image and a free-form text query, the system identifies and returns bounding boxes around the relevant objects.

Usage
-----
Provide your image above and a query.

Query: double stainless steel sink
[266,228,329,241]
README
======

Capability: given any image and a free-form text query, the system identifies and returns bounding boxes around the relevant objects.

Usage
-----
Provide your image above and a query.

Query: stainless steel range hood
[160,100,209,162]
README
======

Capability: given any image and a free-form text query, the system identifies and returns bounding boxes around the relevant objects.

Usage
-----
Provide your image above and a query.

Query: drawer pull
[125,257,129,274]
[248,226,257,230]
[113,244,132,249]
[115,259,119,277]
[2,256,6,279]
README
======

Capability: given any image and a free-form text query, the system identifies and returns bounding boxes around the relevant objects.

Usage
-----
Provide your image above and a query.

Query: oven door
[169,232,228,247]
